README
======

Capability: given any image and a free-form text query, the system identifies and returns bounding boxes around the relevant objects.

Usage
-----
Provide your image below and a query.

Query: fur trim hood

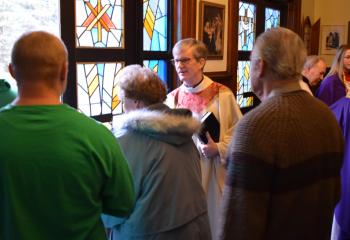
[113,104,201,146]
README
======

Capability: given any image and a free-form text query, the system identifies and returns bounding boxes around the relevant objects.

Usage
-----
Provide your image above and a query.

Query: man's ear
[199,58,206,70]
[59,62,68,93]
[255,58,265,78]
[8,64,16,80]
[60,62,68,82]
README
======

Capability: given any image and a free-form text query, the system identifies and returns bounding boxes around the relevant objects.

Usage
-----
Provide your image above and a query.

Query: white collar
[182,75,213,93]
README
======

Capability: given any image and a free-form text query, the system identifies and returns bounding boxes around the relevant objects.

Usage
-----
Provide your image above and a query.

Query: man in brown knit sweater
[218,27,344,240]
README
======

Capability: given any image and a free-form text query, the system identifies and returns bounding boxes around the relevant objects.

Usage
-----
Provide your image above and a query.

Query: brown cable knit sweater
[219,90,344,240]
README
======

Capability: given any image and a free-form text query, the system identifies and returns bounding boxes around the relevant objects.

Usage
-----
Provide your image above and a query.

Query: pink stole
[171,82,221,114]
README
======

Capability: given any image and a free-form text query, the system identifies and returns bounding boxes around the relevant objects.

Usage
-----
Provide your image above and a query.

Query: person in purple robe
[330,96,350,240]
[316,45,350,106]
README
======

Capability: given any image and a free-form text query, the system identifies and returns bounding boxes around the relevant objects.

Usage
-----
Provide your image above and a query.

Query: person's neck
[184,75,204,88]
[260,78,301,101]
[13,96,62,106]
[14,84,62,106]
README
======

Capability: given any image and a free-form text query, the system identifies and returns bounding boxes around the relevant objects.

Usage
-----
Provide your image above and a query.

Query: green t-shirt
[0,104,135,240]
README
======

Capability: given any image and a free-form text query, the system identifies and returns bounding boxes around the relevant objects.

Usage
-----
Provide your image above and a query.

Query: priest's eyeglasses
[170,57,192,66]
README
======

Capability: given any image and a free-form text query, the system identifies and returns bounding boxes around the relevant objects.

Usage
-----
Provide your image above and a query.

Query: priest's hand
[199,132,219,158]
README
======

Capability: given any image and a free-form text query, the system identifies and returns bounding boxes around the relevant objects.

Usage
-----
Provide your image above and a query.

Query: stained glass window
[238,2,256,51]
[77,62,124,116]
[265,8,280,31]
[237,61,253,108]
[76,0,124,48]
[143,0,167,51]
[63,0,172,123]
[143,60,167,84]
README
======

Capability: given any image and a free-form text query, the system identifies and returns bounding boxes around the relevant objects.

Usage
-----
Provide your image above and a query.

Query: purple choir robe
[317,74,346,106]
[331,97,350,239]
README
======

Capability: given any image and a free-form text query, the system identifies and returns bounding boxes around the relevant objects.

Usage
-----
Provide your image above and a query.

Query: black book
[198,112,220,144]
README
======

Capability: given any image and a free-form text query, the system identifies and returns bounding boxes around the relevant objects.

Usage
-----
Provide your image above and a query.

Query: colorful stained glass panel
[76,0,124,48]
[237,61,253,108]
[143,0,167,51]
[77,62,124,116]
[265,8,280,31]
[238,2,256,51]
[143,60,167,84]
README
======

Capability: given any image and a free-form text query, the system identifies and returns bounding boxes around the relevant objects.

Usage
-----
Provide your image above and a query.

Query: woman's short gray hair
[117,64,167,106]
[252,27,307,80]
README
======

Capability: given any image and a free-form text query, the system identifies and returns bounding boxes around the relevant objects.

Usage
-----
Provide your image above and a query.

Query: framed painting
[321,25,346,55]
[199,1,225,60]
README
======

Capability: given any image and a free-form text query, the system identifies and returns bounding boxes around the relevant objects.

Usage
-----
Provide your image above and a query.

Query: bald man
[0,31,135,240]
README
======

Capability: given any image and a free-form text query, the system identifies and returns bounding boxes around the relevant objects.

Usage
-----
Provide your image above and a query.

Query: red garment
[170,82,223,114]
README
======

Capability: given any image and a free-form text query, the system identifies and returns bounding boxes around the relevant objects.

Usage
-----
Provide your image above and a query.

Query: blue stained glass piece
[158,0,166,14]
[97,64,104,76]
[143,28,152,50]
[154,16,167,37]
[96,42,105,47]
[91,28,98,44]
[90,0,97,6]
[159,34,167,51]
[158,60,167,84]
[106,7,113,16]
[156,7,162,19]
[143,60,167,84]
[149,60,157,69]
[149,0,158,13]
[151,31,160,51]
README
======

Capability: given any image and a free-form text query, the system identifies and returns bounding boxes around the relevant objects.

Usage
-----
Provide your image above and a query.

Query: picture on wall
[199,1,225,60]
[321,25,346,55]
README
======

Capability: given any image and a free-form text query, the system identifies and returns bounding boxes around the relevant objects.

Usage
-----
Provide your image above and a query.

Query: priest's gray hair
[173,38,208,60]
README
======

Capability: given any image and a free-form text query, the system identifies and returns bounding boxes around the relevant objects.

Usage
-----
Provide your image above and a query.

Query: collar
[182,75,213,93]
[267,81,303,99]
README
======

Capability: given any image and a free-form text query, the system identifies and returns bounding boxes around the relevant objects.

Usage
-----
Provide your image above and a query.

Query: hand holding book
[198,112,220,144]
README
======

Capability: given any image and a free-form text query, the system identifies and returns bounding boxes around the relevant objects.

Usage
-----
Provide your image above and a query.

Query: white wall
[301,0,314,23]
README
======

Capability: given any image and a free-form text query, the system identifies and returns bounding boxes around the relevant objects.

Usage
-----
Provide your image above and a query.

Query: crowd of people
[1,27,350,240]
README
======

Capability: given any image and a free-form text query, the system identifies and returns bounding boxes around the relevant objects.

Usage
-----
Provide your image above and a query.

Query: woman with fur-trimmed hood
[102,64,211,240]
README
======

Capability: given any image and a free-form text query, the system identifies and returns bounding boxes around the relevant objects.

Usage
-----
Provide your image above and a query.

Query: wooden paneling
[286,0,302,35]
[310,19,320,55]
[174,0,197,40]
